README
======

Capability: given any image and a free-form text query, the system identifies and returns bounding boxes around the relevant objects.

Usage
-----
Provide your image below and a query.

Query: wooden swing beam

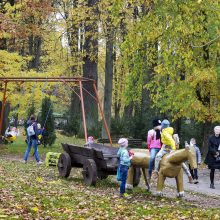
[0,77,112,145]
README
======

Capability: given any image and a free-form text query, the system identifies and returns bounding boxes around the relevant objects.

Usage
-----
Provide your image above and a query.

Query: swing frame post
[0,81,8,136]
[79,80,88,143]
[93,82,112,146]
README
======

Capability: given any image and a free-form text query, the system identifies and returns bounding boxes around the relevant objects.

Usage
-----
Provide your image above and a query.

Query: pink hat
[87,136,94,143]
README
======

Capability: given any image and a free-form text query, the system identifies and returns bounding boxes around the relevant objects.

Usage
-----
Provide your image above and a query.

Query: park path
[141,168,220,208]
[165,168,220,197]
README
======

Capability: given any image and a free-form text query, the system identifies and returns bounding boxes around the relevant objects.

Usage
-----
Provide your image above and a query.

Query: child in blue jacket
[117,138,133,198]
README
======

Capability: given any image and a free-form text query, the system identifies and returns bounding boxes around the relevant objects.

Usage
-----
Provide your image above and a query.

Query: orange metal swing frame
[0,77,112,145]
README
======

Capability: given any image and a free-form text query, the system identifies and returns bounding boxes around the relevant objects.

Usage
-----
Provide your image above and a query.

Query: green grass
[0,129,85,157]
[0,131,220,219]
[1,158,219,220]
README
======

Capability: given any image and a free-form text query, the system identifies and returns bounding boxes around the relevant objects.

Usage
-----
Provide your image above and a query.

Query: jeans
[154,145,171,171]
[24,138,40,162]
[189,165,198,180]
[148,148,160,177]
[119,164,129,194]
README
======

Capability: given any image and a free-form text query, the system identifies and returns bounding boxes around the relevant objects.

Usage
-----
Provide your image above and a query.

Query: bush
[40,97,56,146]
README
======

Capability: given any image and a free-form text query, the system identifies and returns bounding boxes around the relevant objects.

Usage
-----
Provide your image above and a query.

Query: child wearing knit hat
[153,119,175,175]
[117,138,133,198]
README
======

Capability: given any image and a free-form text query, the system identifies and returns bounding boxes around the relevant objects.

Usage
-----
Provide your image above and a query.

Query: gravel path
[139,168,220,208]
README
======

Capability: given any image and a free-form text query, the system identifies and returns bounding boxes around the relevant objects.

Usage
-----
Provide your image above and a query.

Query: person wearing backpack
[23,115,43,164]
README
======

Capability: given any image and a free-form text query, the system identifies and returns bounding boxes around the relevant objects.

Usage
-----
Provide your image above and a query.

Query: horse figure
[126,145,197,197]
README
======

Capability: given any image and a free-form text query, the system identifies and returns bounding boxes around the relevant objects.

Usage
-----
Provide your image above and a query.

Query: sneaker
[120,193,132,199]
[23,160,27,164]
[194,179,199,184]
[210,183,215,189]
[37,161,43,165]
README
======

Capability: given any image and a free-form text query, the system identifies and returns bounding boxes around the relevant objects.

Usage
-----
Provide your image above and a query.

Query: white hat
[37,123,41,129]
[214,126,220,134]
[118,138,128,147]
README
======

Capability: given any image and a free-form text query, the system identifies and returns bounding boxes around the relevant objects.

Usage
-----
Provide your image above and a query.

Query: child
[117,138,133,198]
[153,120,193,183]
[37,123,45,145]
[189,138,201,184]
[85,136,94,147]
[154,119,176,174]
[4,126,19,143]
[147,119,162,180]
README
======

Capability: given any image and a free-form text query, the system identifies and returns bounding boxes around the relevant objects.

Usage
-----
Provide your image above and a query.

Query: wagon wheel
[58,152,72,178]
[97,171,108,180]
[133,167,141,187]
[82,159,97,186]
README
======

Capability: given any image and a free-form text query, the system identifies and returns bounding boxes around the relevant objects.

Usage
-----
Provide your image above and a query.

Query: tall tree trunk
[28,35,42,70]
[0,38,7,50]
[82,0,98,135]
[102,29,114,138]
[62,0,82,135]
[113,48,119,119]
[201,121,212,156]
[69,91,81,135]
[0,102,10,136]
[33,36,42,70]
[64,0,79,73]
[175,118,182,136]
[123,102,134,118]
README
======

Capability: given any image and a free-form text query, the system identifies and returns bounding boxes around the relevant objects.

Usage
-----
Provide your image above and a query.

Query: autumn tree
[122,0,220,152]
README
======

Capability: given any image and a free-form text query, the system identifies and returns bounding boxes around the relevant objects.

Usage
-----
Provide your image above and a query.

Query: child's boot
[210,183,215,189]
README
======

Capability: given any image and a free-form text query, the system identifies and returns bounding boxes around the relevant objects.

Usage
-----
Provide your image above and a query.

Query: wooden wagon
[58,143,119,186]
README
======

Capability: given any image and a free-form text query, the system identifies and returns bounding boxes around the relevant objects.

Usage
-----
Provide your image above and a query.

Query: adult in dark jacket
[204,126,220,189]
[23,115,42,164]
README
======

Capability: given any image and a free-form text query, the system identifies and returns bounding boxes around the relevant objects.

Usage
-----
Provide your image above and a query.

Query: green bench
[97,138,143,148]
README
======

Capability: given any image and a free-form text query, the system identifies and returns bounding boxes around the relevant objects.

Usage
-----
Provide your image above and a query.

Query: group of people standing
[147,119,200,184]
[148,120,220,189]
[117,118,220,198]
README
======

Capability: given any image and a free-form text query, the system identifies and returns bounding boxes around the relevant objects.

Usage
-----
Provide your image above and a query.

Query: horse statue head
[166,144,197,170]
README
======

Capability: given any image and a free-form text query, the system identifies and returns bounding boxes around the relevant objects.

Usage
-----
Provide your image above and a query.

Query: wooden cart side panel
[62,143,95,157]
[62,143,118,172]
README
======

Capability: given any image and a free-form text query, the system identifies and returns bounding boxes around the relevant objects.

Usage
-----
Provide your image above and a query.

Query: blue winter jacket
[117,147,131,167]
